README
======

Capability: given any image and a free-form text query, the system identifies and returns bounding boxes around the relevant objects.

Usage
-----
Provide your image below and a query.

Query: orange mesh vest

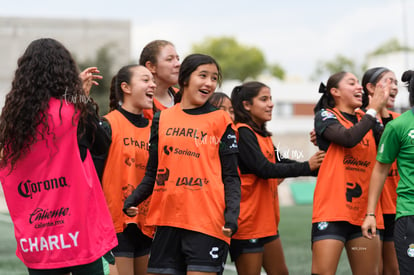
[232,124,279,240]
[312,108,384,228]
[146,104,232,243]
[380,110,400,214]
[102,110,154,237]
[143,87,178,120]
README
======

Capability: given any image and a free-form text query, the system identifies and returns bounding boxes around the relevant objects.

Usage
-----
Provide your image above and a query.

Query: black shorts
[312,221,383,243]
[112,223,152,258]
[394,216,414,275]
[27,251,114,275]
[383,214,396,242]
[229,234,279,262]
[148,226,228,274]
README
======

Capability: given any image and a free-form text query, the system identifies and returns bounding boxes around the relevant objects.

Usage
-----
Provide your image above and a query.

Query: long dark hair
[231,81,271,136]
[313,71,347,113]
[401,70,414,107]
[175,53,222,103]
[0,38,99,169]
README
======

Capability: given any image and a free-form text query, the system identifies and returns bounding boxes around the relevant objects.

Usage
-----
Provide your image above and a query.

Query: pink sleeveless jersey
[0,98,117,269]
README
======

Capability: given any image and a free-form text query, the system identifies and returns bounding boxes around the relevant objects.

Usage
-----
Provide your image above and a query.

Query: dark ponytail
[109,64,140,111]
[401,70,414,107]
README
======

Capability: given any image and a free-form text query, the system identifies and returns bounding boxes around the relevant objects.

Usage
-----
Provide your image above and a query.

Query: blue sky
[1,0,412,80]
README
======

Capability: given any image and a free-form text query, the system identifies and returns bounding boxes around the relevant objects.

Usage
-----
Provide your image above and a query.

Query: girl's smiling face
[378,71,398,108]
[122,66,156,113]
[243,86,274,126]
[331,72,363,113]
[181,63,219,109]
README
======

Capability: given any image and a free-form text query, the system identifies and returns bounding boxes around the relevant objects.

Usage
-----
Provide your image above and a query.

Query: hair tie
[318,82,327,94]
[368,67,389,84]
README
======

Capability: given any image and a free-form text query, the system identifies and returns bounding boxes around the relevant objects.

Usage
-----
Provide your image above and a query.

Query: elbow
[254,167,272,179]
[256,172,271,179]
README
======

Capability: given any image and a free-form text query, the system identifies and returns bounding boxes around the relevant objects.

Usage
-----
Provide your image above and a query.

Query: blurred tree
[311,55,360,81]
[268,63,286,80]
[311,38,414,81]
[192,37,268,81]
[77,43,116,115]
[367,38,411,57]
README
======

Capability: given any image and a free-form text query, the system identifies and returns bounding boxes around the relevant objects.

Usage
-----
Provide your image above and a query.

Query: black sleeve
[238,127,312,179]
[274,147,319,177]
[322,115,377,148]
[219,125,241,235]
[123,113,159,213]
[91,118,111,181]
[275,147,298,164]
[77,105,111,162]
[90,115,112,156]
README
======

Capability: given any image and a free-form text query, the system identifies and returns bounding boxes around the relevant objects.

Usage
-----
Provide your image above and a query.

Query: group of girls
[108,39,326,275]
[311,67,414,275]
[1,36,411,275]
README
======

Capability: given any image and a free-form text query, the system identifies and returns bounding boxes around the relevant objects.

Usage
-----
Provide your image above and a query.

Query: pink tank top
[0,98,117,269]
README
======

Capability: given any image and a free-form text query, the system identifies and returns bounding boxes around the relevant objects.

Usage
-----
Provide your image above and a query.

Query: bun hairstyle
[401,70,414,107]
[313,72,347,114]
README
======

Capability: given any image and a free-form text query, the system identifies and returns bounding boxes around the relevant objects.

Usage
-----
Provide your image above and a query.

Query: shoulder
[385,110,414,133]
[315,108,337,122]
[236,124,258,142]
[103,109,120,120]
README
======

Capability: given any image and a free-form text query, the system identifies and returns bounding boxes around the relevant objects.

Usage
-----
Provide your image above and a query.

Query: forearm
[123,175,155,211]
[221,153,241,234]
[239,128,312,178]
[323,115,376,148]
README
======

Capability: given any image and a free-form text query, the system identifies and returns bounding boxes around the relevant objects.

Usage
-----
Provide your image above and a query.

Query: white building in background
[0,16,131,107]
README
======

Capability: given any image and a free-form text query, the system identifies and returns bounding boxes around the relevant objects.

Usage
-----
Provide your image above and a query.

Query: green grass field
[0,205,352,275]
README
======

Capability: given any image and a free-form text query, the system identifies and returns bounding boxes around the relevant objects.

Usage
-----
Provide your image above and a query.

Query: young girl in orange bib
[229,81,324,275]
[312,71,390,275]
[124,54,241,275]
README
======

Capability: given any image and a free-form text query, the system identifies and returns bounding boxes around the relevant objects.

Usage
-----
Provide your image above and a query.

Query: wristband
[366,108,377,118]
[365,213,376,217]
